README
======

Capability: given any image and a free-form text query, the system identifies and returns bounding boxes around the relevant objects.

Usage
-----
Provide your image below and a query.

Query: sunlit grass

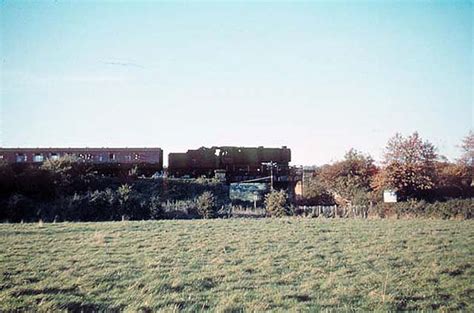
[0,219,472,311]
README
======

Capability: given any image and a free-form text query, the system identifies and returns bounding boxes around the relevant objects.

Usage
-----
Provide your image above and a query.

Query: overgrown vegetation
[301,131,473,211]
[1,131,473,221]
[195,191,216,219]
[0,160,230,222]
[0,219,472,311]
[373,198,473,219]
[264,190,289,217]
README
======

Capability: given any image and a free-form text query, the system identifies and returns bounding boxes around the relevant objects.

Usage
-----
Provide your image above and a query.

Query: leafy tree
[264,190,289,217]
[41,155,94,194]
[373,132,437,199]
[41,155,75,177]
[435,161,471,189]
[457,131,474,190]
[318,149,377,204]
[303,173,335,205]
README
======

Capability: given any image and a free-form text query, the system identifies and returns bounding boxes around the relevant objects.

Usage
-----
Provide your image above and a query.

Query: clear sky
[0,0,472,165]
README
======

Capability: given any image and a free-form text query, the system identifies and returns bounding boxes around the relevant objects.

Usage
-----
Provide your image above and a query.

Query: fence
[295,205,369,218]
[227,206,266,218]
[227,205,370,219]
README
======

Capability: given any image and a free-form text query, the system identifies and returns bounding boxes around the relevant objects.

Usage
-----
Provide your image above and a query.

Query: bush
[149,195,163,219]
[196,191,216,219]
[302,178,335,205]
[371,198,473,219]
[264,190,289,217]
[6,194,35,222]
[425,198,473,219]
[351,188,371,206]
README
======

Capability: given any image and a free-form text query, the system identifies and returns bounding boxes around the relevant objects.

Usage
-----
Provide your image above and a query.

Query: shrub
[149,195,163,219]
[196,191,216,219]
[302,178,335,205]
[425,198,473,219]
[264,190,289,217]
[117,184,132,204]
[162,200,200,219]
[351,188,371,206]
[0,161,15,197]
[6,194,35,222]
[371,198,473,219]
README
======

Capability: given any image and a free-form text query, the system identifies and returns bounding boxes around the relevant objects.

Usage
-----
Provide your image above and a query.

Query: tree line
[0,131,472,222]
[298,131,473,218]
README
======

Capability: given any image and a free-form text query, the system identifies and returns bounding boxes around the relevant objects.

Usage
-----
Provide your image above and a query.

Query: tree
[303,173,335,205]
[373,132,437,199]
[459,131,474,166]
[433,161,472,198]
[264,190,289,217]
[41,155,94,194]
[318,149,377,204]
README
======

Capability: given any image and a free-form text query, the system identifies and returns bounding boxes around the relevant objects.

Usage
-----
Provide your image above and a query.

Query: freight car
[0,147,163,176]
[168,146,291,182]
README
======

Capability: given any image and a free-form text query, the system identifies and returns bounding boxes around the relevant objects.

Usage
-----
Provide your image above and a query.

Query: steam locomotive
[168,146,291,181]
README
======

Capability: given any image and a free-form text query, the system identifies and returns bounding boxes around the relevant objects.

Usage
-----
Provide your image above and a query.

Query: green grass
[1,219,473,312]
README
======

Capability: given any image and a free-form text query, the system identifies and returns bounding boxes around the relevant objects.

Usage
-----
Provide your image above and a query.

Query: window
[109,153,116,161]
[33,154,44,162]
[50,153,59,161]
[125,155,132,161]
[16,154,27,163]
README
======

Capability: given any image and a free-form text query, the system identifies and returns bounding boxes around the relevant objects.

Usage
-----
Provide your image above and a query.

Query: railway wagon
[0,147,164,176]
[168,146,291,180]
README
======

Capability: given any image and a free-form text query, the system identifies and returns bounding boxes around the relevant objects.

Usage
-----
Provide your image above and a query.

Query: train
[0,147,164,176]
[168,146,291,182]
[0,146,291,182]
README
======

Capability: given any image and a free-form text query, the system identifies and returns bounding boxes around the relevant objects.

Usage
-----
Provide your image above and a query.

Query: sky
[0,0,472,165]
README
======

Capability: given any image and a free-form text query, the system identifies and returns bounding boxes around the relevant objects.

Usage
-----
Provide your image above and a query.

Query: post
[270,162,274,191]
[301,166,304,199]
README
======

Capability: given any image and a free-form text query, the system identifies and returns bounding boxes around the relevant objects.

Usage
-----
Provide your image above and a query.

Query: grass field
[1,219,473,312]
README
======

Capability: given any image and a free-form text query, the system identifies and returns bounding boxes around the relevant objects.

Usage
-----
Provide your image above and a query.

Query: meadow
[0,218,473,312]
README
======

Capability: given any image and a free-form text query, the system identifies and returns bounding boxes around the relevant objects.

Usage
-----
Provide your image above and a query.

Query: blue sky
[0,0,472,165]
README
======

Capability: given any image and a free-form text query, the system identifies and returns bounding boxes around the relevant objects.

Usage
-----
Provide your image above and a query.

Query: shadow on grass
[12,287,125,312]
[12,286,80,296]
[284,294,312,302]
